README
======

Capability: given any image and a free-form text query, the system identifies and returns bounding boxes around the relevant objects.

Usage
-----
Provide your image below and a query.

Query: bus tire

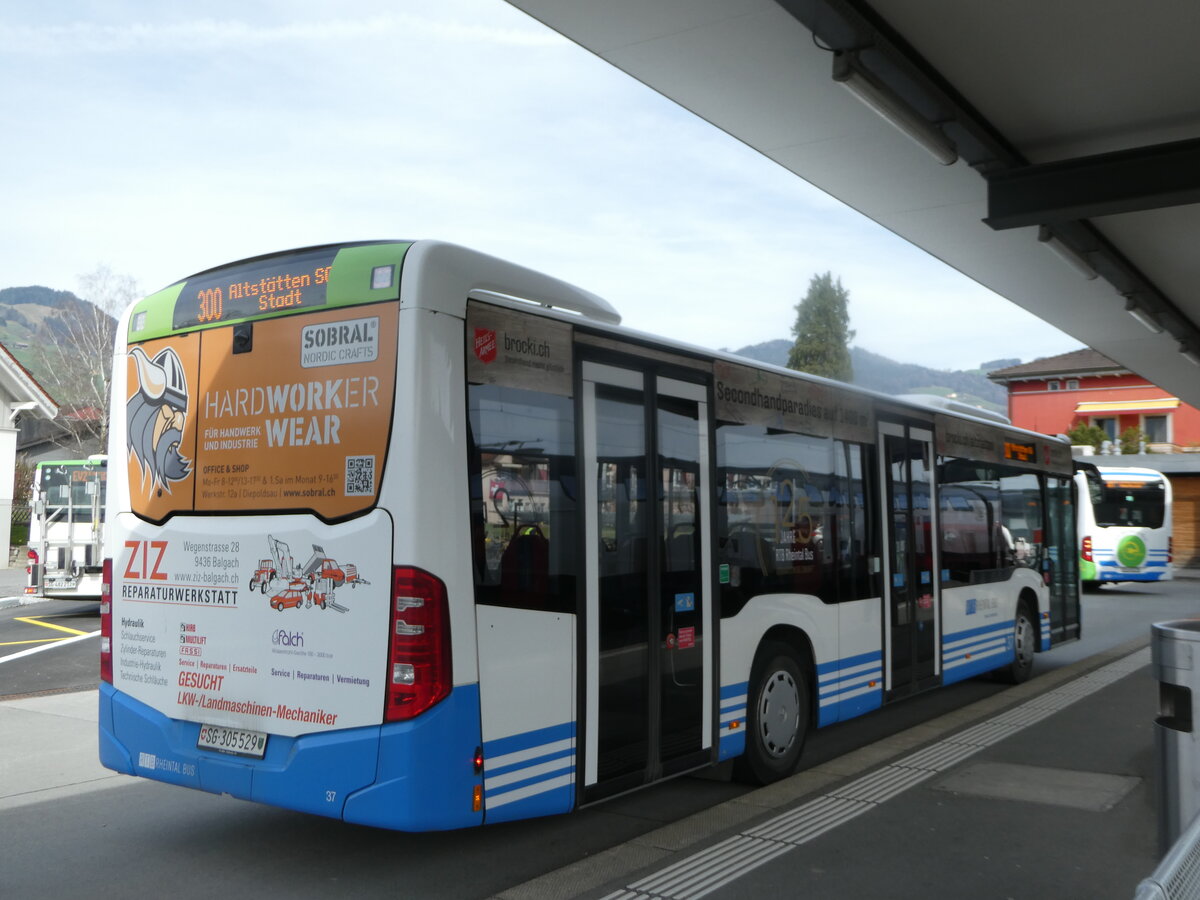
[996,601,1036,684]
[734,642,809,785]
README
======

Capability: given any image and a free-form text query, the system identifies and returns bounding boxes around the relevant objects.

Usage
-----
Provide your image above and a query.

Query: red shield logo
[474,328,497,364]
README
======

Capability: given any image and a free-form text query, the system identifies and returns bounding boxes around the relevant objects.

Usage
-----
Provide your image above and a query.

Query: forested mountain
[0,283,1012,414]
[728,339,1008,411]
[0,285,113,386]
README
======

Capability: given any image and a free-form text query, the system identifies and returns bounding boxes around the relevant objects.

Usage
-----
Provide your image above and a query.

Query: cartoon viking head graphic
[127,346,191,492]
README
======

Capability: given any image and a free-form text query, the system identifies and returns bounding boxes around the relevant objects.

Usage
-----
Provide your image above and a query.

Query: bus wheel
[735,642,808,785]
[997,601,1036,684]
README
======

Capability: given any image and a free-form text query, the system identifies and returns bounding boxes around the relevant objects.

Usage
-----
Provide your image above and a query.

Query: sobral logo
[1117,535,1148,568]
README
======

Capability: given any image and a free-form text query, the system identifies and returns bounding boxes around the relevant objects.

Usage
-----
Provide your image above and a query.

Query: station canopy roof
[506,1,1200,407]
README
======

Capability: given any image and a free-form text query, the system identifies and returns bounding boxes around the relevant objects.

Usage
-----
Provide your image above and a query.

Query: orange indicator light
[473,785,482,812]
[730,720,741,730]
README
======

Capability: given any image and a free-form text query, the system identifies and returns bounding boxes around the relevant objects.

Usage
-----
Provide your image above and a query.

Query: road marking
[15,615,92,636]
[0,631,98,663]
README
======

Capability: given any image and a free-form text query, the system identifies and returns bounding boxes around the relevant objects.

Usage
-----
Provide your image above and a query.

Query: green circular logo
[1117,535,1147,568]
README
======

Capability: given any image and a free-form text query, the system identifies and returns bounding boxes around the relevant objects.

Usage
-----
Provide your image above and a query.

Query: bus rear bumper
[1096,568,1173,582]
[98,682,484,831]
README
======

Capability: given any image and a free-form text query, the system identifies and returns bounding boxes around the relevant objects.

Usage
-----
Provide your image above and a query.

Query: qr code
[344,456,375,496]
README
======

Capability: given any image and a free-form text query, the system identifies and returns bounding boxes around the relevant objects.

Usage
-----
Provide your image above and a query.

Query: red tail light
[1081,536,1093,563]
[25,549,38,595]
[100,558,113,683]
[1169,536,1174,564]
[384,566,451,722]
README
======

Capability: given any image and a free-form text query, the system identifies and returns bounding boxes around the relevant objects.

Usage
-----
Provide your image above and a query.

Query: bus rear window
[1095,482,1165,528]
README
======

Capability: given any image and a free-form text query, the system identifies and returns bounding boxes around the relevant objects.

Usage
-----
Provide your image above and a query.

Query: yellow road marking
[14,616,91,637]
[0,637,63,646]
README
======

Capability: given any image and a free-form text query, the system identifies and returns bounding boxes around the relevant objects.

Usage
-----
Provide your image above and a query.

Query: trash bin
[1152,620,1200,854]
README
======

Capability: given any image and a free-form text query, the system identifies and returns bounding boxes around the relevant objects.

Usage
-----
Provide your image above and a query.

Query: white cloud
[0,0,1078,371]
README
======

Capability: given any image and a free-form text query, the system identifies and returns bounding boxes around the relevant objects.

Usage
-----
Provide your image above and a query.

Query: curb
[0,595,51,611]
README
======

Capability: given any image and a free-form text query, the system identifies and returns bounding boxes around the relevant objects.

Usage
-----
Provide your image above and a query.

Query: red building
[988,348,1200,452]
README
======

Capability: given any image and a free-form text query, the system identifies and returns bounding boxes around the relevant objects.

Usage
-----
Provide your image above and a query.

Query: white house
[0,345,58,565]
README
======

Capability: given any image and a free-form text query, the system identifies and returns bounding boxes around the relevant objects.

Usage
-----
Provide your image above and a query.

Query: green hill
[0,286,113,386]
[726,340,1007,412]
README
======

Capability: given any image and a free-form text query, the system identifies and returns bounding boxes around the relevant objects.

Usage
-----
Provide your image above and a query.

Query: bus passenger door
[580,361,714,802]
[879,421,940,697]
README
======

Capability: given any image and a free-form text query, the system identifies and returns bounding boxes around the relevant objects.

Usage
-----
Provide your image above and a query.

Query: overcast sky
[1,0,1082,370]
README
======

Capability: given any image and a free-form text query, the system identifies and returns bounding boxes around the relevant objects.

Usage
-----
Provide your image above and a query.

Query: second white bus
[1076,464,1172,587]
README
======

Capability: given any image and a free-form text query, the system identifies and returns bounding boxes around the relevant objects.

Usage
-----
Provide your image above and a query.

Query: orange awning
[1075,398,1180,414]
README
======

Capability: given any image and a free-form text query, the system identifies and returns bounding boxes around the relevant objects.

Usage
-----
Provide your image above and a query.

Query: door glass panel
[885,429,935,690]
[885,434,911,678]
[595,384,649,781]
[1046,476,1080,640]
[658,395,702,762]
[910,438,935,679]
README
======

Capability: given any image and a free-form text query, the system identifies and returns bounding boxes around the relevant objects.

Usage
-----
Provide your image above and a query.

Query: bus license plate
[197,724,267,758]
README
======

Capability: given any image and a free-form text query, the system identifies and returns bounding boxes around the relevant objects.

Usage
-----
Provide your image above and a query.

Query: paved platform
[2,581,1192,899]
[498,636,1166,900]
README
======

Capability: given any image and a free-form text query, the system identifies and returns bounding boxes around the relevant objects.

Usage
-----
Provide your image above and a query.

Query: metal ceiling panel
[505,0,1200,406]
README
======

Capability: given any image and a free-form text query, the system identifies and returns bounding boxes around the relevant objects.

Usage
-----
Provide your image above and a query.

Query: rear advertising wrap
[117,300,400,734]
[112,513,392,735]
[125,303,398,520]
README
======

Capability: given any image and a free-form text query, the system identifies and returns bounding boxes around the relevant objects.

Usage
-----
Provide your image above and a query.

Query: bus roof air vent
[469,288,621,326]
[894,393,1012,425]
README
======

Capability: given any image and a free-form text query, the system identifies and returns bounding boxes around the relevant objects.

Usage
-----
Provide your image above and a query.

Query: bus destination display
[172,247,339,330]
[1003,440,1036,463]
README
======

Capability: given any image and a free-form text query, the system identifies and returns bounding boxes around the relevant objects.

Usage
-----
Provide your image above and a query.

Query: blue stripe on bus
[720,681,749,700]
[484,744,574,780]
[718,681,748,761]
[1097,570,1170,582]
[484,721,575,759]
[816,650,883,726]
[482,721,576,824]
[943,620,1014,684]
[815,648,881,674]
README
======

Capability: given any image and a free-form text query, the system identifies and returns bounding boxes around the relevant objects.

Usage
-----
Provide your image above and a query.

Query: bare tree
[36,265,139,453]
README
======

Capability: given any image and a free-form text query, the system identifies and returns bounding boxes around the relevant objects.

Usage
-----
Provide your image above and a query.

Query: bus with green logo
[1076,465,1172,587]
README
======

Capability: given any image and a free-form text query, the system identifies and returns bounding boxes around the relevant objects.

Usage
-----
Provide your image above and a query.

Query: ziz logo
[272,629,304,647]
[474,328,497,364]
[124,540,168,581]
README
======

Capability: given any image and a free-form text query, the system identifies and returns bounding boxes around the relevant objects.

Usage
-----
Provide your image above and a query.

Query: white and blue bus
[1076,464,1173,587]
[99,240,1080,830]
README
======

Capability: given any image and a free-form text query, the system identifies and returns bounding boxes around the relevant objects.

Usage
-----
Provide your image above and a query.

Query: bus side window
[467,384,576,614]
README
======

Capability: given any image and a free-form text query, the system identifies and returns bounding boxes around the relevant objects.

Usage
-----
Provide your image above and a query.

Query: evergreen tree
[787,272,855,382]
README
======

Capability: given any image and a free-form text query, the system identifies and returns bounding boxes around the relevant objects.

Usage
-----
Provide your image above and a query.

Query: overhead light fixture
[1037,226,1097,280]
[1181,343,1200,367]
[1124,296,1164,334]
[832,51,958,166]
